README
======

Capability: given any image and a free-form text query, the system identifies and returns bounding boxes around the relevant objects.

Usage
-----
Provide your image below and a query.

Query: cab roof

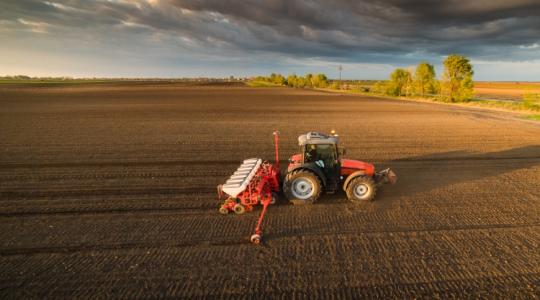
[298,132,339,146]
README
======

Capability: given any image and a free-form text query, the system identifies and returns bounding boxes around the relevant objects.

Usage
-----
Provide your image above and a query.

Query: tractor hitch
[374,168,397,186]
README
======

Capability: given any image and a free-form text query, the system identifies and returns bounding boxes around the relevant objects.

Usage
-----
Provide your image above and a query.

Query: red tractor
[283,131,396,204]
[218,131,396,244]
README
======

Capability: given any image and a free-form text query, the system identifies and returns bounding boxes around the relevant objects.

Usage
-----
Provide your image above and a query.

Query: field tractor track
[0,238,247,256]
[265,222,540,242]
[0,187,210,198]
[0,206,219,218]
[0,160,242,170]
[0,170,228,182]
[2,221,538,257]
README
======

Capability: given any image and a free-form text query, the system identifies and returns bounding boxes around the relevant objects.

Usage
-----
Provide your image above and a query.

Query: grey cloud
[1,0,539,71]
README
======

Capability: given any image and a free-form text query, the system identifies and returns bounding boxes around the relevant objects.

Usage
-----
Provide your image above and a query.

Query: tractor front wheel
[346,176,376,202]
[283,170,322,204]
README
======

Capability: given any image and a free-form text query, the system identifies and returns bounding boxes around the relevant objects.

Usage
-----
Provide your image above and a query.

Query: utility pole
[338,65,343,89]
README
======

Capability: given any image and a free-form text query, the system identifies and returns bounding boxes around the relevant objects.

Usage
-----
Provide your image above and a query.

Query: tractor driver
[305,144,326,168]
[305,144,318,162]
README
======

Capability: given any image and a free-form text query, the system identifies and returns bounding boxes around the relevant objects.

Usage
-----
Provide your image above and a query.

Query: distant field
[474,81,540,101]
[0,79,244,87]
[3,79,539,103]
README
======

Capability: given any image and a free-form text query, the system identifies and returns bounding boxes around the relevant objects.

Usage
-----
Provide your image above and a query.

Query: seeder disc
[250,234,262,244]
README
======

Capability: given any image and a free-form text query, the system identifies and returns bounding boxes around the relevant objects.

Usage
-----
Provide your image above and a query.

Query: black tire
[283,169,322,204]
[346,176,376,202]
[233,204,245,214]
[270,192,278,204]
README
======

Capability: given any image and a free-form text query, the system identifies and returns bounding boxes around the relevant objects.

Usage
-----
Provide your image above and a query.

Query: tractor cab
[298,132,341,191]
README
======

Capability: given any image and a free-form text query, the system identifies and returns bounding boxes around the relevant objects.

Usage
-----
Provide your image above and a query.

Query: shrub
[523,94,540,110]
[330,81,340,90]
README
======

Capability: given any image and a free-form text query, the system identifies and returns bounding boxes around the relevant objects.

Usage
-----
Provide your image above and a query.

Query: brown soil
[1,83,539,298]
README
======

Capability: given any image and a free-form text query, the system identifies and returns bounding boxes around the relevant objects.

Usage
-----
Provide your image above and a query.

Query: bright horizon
[1,1,540,81]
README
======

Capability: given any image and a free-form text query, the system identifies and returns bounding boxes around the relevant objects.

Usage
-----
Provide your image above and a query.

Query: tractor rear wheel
[283,169,322,204]
[346,176,376,202]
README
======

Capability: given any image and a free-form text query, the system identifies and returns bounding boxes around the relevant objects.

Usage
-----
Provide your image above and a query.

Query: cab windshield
[304,144,336,163]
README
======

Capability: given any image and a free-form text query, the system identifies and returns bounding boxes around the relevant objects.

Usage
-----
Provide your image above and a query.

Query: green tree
[304,74,313,88]
[295,76,307,88]
[311,73,328,88]
[414,62,437,97]
[287,74,297,87]
[441,54,474,102]
[387,68,412,96]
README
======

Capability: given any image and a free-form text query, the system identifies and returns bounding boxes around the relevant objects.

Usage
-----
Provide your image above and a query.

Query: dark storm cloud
[1,0,539,70]
[169,0,540,58]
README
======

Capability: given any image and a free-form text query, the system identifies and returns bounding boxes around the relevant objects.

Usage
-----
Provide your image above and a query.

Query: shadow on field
[384,145,540,197]
[275,145,540,206]
[262,145,540,243]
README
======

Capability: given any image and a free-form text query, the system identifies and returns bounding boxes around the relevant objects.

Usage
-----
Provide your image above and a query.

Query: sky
[1,0,540,80]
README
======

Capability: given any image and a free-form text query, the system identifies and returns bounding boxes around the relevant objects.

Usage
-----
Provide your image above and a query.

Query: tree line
[372,54,474,102]
[253,54,474,103]
[253,73,331,88]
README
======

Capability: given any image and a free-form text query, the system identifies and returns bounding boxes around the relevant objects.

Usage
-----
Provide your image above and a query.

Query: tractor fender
[342,170,368,191]
[288,163,327,187]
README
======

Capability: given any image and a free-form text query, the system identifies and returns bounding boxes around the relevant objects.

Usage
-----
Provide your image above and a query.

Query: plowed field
[1,83,539,298]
